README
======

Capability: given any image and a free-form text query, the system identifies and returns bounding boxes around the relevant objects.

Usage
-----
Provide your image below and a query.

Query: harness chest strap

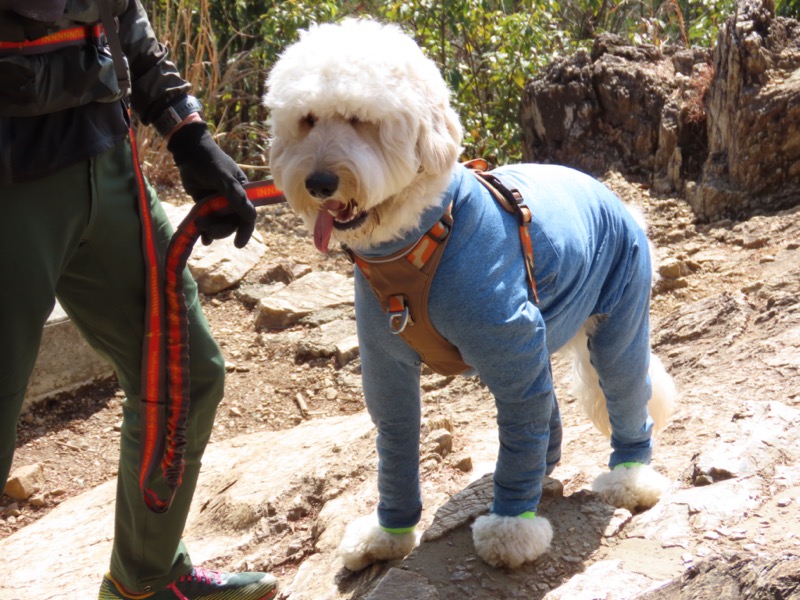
[346,163,540,377]
[346,205,472,376]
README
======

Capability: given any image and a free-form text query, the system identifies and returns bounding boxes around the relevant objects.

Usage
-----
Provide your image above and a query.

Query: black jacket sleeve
[117,0,191,124]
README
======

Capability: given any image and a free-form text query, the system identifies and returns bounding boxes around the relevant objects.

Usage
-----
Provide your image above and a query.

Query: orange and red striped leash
[0,24,105,56]
[136,169,284,513]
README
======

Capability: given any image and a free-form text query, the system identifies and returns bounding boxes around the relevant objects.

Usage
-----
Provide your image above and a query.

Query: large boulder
[693,0,800,220]
[521,0,800,222]
[521,33,711,189]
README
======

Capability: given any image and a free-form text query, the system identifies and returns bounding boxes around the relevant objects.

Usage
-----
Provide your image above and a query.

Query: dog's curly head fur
[263,18,463,252]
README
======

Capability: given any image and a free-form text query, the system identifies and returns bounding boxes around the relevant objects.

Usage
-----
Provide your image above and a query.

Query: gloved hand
[167,122,257,248]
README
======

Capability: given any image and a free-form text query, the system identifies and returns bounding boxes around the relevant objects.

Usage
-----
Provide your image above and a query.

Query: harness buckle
[388,295,411,334]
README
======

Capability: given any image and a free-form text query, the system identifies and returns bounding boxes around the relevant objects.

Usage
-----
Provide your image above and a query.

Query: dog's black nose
[305,172,339,199]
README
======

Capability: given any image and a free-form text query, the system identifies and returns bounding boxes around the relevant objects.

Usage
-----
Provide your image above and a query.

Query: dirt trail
[3,175,800,599]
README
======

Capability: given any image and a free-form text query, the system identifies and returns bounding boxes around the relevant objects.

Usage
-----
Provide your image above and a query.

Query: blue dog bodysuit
[353,162,655,529]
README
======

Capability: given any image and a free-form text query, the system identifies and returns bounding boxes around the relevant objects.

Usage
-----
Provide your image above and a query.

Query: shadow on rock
[334,473,625,599]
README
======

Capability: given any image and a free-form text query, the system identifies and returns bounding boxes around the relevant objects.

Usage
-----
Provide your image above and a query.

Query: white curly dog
[264,18,676,571]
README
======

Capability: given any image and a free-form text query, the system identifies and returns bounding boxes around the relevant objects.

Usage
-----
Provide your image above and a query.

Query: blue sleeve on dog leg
[354,270,425,529]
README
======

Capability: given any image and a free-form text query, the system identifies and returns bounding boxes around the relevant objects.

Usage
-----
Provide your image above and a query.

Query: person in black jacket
[0,2,276,598]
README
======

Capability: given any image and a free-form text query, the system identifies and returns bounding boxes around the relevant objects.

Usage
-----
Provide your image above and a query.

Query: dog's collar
[342,202,453,272]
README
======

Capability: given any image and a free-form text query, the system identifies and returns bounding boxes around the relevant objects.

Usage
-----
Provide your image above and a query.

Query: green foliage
[552,0,736,48]
[379,0,571,163]
[141,0,737,175]
[776,0,800,18]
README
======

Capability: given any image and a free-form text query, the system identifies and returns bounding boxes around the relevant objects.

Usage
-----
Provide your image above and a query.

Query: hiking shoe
[98,566,278,599]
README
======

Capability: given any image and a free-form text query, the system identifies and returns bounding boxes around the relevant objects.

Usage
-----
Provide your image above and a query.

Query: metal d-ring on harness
[344,159,539,377]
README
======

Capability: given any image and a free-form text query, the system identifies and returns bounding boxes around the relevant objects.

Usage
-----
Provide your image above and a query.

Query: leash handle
[138,179,284,513]
[199,180,286,209]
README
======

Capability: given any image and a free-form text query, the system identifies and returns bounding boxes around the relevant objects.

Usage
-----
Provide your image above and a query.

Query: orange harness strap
[0,24,105,56]
[463,159,539,303]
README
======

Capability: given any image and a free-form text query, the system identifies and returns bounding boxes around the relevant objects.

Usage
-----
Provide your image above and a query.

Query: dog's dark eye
[349,116,360,126]
[303,114,317,128]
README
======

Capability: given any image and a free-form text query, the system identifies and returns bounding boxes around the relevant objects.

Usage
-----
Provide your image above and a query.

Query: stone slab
[23,302,115,412]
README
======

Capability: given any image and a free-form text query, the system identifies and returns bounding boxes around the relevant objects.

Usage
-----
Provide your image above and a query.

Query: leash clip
[388,295,411,334]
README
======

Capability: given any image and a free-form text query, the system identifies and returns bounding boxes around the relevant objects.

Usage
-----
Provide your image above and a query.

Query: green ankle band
[614,461,643,470]
[518,511,537,519]
[381,525,415,534]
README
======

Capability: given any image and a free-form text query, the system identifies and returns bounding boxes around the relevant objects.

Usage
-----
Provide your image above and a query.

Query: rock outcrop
[522,33,710,187]
[521,0,800,222]
[635,553,800,599]
[695,0,800,220]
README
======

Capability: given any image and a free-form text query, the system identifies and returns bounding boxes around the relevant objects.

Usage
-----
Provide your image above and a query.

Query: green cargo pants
[0,137,226,594]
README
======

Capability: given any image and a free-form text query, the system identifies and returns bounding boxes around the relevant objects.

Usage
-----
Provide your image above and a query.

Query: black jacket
[0,0,189,120]
[0,1,190,182]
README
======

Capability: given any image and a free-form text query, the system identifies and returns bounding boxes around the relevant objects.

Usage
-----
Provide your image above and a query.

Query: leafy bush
[561,0,735,47]
[378,1,572,164]
[140,0,736,179]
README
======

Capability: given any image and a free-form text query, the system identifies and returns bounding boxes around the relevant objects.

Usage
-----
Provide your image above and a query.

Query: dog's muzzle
[305,171,339,199]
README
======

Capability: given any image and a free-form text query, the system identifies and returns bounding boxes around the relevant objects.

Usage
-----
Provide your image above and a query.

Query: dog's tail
[565,321,677,437]
[645,352,677,434]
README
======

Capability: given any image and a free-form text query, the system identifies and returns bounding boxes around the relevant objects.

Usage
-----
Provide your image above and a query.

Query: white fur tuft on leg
[591,463,669,511]
[472,514,553,569]
[338,513,418,572]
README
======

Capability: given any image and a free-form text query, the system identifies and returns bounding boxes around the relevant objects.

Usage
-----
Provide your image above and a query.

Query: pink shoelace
[166,567,224,599]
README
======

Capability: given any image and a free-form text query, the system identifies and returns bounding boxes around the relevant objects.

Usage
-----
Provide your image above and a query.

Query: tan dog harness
[344,160,538,376]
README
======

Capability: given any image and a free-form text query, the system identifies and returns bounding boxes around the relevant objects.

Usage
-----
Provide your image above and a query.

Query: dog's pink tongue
[313,208,336,254]
[314,210,333,253]
[314,200,346,253]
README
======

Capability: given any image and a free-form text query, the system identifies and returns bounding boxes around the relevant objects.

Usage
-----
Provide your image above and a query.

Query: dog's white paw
[591,463,669,511]
[472,513,553,569]
[338,514,418,572]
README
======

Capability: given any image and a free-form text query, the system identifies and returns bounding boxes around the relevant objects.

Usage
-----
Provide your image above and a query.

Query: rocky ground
[2,171,800,599]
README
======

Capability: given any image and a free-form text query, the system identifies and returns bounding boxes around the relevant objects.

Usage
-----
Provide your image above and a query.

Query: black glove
[167,122,256,248]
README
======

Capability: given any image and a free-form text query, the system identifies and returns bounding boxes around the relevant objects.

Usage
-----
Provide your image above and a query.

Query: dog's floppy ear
[417,104,463,176]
